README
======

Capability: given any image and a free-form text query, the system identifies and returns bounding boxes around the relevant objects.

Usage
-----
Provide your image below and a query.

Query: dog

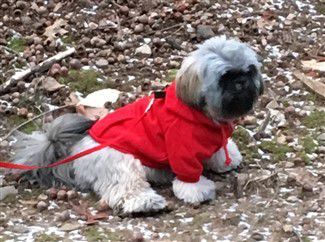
[12,36,263,215]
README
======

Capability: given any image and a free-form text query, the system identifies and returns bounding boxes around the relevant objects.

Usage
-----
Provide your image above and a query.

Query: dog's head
[176,36,263,122]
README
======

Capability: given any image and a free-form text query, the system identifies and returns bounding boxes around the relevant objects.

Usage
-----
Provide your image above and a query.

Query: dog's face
[176,36,263,122]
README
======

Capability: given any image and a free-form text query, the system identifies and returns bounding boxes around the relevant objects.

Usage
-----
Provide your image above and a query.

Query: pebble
[67,190,77,200]
[196,25,215,39]
[134,23,144,33]
[132,232,144,242]
[243,115,257,125]
[46,187,58,199]
[56,210,70,222]
[69,58,82,70]
[36,201,48,211]
[57,190,67,200]
[285,106,295,114]
[135,44,152,56]
[251,232,264,241]
[0,140,9,148]
[95,58,109,68]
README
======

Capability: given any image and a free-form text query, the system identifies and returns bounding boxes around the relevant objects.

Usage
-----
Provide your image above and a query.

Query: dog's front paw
[172,176,216,203]
[121,189,166,214]
[207,139,242,173]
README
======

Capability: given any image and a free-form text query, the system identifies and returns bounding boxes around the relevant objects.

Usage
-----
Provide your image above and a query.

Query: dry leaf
[293,70,325,99]
[41,76,64,92]
[44,19,68,40]
[301,60,325,72]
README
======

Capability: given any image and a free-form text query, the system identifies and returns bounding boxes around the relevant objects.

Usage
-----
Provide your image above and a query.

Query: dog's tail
[12,113,94,187]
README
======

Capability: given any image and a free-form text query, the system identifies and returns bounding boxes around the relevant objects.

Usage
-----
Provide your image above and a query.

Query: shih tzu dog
[12,36,263,215]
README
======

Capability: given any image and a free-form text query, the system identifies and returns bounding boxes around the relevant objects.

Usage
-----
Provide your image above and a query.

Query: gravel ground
[0,0,324,241]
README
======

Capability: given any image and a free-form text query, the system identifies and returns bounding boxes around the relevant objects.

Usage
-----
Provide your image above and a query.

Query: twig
[265,181,279,207]
[110,0,123,9]
[148,23,184,35]
[2,104,75,140]
[114,11,123,40]
[0,47,76,95]
[243,171,278,190]
[254,110,271,137]
[0,45,20,56]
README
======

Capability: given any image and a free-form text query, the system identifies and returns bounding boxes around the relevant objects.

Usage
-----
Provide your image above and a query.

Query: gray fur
[12,113,94,187]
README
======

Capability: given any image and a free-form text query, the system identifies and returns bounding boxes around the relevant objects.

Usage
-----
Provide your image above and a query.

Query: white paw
[122,189,166,214]
[173,176,216,203]
[207,139,242,173]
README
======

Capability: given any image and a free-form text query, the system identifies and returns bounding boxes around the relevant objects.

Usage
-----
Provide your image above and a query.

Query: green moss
[165,69,178,82]
[301,136,317,154]
[259,140,292,161]
[7,115,38,134]
[7,37,26,52]
[59,69,116,95]
[232,127,260,160]
[61,34,75,45]
[2,193,17,203]
[35,233,61,242]
[303,111,325,129]
[83,226,121,242]
[315,2,325,14]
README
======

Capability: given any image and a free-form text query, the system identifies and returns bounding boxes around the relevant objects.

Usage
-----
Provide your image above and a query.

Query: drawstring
[221,125,232,166]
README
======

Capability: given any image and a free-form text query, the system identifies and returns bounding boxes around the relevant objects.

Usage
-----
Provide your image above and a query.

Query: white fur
[206,138,242,173]
[172,176,216,203]
[72,136,166,214]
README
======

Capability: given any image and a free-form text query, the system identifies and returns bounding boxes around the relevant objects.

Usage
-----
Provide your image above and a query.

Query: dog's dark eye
[235,83,243,90]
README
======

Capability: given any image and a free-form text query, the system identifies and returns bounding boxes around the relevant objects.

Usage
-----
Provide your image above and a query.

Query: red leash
[0,143,109,170]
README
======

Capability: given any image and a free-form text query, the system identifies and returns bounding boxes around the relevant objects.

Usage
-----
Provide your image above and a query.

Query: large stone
[95,58,109,68]
[197,25,215,39]
[0,186,18,201]
[135,44,152,56]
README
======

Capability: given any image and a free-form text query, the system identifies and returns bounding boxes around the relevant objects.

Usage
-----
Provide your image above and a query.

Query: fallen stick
[0,47,76,95]
[293,70,325,99]
[1,104,75,141]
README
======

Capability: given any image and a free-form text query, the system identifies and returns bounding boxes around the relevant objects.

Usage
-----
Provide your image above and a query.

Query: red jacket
[89,82,234,183]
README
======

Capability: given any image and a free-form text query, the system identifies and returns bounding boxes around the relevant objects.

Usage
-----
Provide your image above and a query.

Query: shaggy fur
[12,36,263,214]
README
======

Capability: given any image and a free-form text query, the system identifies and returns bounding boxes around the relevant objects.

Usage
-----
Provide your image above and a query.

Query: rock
[60,222,82,232]
[42,76,64,92]
[285,106,295,114]
[266,100,279,109]
[134,23,144,33]
[48,63,62,77]
[95,58,109,68]
[57,190,67,200]
[138,15,148,24]
[12,224,29,233]
[196,25,215,39]
[36,201,48,211]
[90,37,106,47]
[37,194,48,201]
[67,190,77,200]
[46,187,58,199]
[0,186,18,201]
[135,44,152,56]
[0,140,9,148]
[132,232,144,242]
[69,58,82,69]
[317,133,325,145]
[317,146,325,153]
[97,199,110,212]
[251,232,264,241]
[283,224,293,233]
[17,107,28,117]
[56,210,70,222]
[243,115,257,125]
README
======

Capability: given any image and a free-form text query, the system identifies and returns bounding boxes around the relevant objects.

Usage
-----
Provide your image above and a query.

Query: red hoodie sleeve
[165,119,213,183]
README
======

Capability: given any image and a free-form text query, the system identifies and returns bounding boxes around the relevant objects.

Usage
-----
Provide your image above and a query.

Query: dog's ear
[175,58,202,108]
